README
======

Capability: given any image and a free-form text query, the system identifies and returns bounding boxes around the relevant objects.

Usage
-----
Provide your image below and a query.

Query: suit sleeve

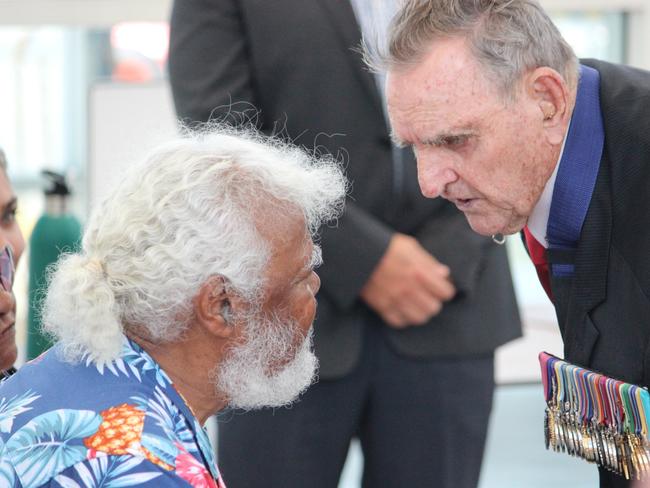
[169,0,258,123]
[168,0,394,311]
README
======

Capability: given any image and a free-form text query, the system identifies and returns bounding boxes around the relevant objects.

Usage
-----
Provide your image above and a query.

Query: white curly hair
[42,126,346,365]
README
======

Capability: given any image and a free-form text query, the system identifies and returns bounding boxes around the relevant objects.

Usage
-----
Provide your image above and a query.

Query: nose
[309,271,321,296]
[0,236,13,264]
[0,224,24,266]
[416,154,459,199]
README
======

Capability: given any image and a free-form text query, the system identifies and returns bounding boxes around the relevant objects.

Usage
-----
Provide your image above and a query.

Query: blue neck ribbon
[546,65,605,277]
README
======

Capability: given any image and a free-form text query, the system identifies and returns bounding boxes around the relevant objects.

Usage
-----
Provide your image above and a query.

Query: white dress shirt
[527,134,569,248]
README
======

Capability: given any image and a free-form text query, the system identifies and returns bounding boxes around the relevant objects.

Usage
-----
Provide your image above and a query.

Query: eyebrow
[291,244,322,285]
[423,129,477,146]
[390,128,477,148]
[0,196,17,214]
[307,244,323,270]
[390,129,407,148]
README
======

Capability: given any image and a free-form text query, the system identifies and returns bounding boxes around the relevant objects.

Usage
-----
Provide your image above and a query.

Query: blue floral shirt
[0,338,226,488]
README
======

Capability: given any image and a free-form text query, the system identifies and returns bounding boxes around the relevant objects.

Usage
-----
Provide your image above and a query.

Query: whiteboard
[88,81,178,213]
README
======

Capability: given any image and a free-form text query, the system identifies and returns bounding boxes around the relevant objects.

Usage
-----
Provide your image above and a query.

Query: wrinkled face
[387,37,557,236]
[0,169,24,370]
[258,214,321,356]
[217,214,322,409]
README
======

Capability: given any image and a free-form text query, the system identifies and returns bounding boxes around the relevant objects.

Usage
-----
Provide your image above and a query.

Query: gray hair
[0,149,7,171]
[42,125,347,365]
[369,0,578,99]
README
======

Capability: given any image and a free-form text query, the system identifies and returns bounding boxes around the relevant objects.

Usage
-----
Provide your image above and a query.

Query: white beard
[215,313,318,410]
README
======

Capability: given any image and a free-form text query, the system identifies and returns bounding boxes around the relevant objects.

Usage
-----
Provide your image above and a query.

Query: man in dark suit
[384,1,650,487]
[169,1,521,487]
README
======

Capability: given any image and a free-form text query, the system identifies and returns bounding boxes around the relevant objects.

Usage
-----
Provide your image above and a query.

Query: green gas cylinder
[27,171,82,359]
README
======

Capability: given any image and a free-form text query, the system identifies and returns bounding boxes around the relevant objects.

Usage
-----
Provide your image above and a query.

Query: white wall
[540,0,650,69]
[0,0,172,26]
[88,82,178,212]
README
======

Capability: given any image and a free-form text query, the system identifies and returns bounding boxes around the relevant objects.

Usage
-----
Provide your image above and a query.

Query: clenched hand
[360,234,456,328]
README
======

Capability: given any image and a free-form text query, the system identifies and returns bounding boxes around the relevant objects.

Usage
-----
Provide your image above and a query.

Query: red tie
[523,226,553,301]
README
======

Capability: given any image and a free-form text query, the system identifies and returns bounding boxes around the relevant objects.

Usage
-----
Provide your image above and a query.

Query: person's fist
[360,234,455,328]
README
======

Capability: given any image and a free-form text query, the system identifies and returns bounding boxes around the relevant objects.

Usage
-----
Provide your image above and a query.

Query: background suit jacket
[549,59,650,386]
[169,0,522,379]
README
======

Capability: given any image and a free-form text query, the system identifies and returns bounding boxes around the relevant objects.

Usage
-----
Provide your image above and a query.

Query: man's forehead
[387,48,502,143]
[264,217,311,267]
[387,38,493,112]
[388,94,484,145]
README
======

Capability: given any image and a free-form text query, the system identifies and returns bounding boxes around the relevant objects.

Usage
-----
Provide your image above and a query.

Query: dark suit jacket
[548,59,650,386]
[169,0,521,379]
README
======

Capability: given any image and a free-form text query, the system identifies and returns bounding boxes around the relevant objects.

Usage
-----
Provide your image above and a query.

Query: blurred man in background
[169,2,521,487]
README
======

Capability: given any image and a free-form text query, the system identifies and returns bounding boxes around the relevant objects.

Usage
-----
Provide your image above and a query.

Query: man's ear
[194,276,238,339]
[526,67,572,145]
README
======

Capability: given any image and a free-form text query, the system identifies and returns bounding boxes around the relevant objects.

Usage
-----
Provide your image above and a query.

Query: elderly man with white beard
[0,127,345,488]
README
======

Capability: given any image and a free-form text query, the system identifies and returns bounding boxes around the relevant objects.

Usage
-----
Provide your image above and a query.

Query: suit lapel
[315,0,385,116]
[562,153,611,366]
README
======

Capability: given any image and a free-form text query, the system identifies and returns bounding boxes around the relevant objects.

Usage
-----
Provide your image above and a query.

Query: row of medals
[545,401,650,480]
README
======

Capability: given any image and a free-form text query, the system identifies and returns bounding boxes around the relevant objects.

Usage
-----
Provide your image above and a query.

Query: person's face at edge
[0,168,25,370]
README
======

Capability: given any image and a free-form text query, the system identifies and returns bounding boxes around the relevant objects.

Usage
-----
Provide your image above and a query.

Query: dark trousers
[599,467,632,488]
[216,321,495,488]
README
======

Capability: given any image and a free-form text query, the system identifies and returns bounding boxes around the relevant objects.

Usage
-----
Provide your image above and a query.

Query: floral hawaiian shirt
[0,337,226,488]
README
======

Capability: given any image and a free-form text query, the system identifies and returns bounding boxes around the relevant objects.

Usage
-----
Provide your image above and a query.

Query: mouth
[452,198,477,211]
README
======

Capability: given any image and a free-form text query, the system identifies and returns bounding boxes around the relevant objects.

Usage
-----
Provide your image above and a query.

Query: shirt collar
[349,0,397,122]
[527,127,569,248]
[123,337,220,480]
